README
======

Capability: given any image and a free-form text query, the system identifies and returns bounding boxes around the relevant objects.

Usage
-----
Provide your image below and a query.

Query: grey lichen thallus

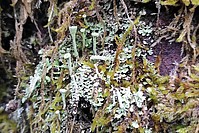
[59,89,67,110]
[91,32,99,55]
[69,26,79,58]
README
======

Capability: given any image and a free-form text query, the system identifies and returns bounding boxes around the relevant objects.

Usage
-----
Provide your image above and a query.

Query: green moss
[0,113,17,133]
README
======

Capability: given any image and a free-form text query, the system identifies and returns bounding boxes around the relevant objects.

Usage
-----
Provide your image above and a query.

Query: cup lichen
[80,28,86,52]
[64,53,72,76]
[59,89,67,110]
[69,26,79,58]
[91,32,99,55]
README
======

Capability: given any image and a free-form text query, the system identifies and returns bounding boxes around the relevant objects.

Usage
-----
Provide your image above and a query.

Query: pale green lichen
[59,89,67,109]
[91,32,99,55]
[64,53,72,76]
[80,28,86,52]
[69,26,79,58]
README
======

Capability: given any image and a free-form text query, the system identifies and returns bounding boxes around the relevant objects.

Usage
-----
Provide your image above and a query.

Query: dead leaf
[155,55,162,73]
[11,0,18,6]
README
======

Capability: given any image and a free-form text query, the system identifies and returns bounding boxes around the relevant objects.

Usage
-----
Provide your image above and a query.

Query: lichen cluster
[21,2,198,132]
